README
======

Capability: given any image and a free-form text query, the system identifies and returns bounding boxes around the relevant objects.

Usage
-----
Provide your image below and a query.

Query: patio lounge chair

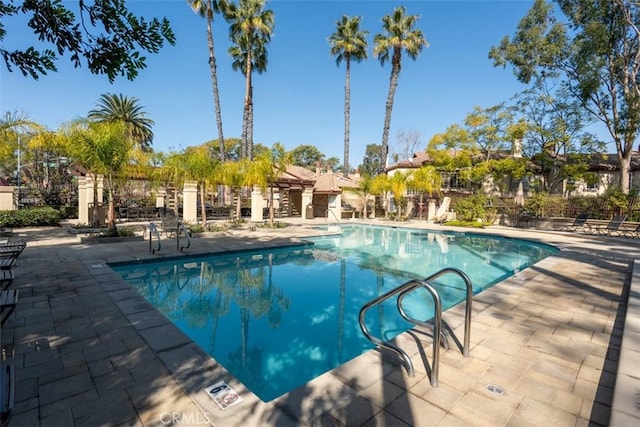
[0,289,18,326]
[0,271,13,291]
[433,197,451,224]
[553,213,590,232]
[592,214,627,236]
[1,363,15,427]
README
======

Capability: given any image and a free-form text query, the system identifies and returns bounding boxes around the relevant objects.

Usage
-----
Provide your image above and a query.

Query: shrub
[0,207,61,227]
[453,194,489,222]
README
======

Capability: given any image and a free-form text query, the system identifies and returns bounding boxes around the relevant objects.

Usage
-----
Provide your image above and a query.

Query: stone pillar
[182,181,198,223]
[329,194,341,222]
[78,177,87,224]
[251,186,264,222]
[302,187,313,219]
[0,186,15,211]
[155,188,167,208]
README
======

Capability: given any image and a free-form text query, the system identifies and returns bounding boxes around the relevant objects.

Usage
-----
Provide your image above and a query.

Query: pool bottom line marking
[205,381,243,410]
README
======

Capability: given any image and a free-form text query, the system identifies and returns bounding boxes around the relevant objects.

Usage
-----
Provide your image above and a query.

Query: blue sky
[3,0,605,166]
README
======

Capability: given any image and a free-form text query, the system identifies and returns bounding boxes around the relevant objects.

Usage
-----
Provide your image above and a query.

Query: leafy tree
[221,0,274,159]
[1,0,175,82]
[188,0,226,161]
[464,103,514,161]
[513,77,604,193]
[19,130,74,207]
[374,6,428,166]
[489,0,640,194]
[359,144,385,177]
[329,15,368,177]
[88,93,155,152]
[0,111,44,176]
[290,144,325,169]
[325,156,341,172]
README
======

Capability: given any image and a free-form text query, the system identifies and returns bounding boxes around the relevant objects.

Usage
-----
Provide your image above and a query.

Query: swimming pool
[110,225,557,401]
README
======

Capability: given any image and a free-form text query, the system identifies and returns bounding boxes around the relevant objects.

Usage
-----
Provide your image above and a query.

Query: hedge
[0,207,62,228]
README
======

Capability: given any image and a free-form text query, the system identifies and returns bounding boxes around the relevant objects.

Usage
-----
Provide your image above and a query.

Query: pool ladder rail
[148,223,161,254]
[147,222,191,253]
[358,267,473,388]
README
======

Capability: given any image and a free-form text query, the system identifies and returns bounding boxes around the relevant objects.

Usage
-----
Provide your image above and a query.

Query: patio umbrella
[515,182,525,207]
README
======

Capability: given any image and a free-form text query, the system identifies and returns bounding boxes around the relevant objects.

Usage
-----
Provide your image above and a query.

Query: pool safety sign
[205,381,242,410]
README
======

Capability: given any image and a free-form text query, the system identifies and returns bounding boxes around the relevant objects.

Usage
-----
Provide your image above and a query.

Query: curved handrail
[176,222,191,252]
[148,223,161,254]
[396,280,442,387]
[359,279,436,378]
[419,267,473,357]
[358,267,474,388]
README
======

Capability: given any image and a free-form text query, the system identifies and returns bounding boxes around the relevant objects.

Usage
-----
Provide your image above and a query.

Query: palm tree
[221,0,274,159]
[188,0,226,161]
[248,142,292,225]
[329,15,368,178]
[63,119,133,233]
[219,158,252,219]
[374,7,428,166]
[410,166,442,219]
[88,93,155,152]
[183,145,219,224]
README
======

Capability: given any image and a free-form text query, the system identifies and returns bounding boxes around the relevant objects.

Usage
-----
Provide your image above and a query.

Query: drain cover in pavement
[486,384,505,395]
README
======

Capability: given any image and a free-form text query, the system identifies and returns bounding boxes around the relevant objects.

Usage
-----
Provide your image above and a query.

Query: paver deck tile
[0,221,637,426]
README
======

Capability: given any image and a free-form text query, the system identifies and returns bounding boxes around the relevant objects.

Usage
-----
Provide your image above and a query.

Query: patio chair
[592,214,627,236]
[553,213,590,232]
[0,270,13,291]
[621,222,640,238]
[433,197,451,224]
[0,289,18,326]
[1,363,15,427]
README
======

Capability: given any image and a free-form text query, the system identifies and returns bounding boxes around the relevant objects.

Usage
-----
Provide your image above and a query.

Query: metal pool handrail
[407,267,473,357]
[176,222,191,252]
[358,279,442,384]
[358,267,474,387]
[148,223,161,254]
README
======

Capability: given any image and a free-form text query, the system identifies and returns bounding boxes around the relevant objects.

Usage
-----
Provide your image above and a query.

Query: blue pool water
[110,225,556,401]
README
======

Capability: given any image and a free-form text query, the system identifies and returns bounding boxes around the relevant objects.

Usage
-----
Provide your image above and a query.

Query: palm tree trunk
[343,57,351,178]
[107,184,116,234]
[205,9,225,161]
[92,174,99,227]
[243,48,253,159]
[200,181,207,224]
[381,49,402,167]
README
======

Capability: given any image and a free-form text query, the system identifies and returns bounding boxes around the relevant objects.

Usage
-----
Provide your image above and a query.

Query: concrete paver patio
[1,218,638,426]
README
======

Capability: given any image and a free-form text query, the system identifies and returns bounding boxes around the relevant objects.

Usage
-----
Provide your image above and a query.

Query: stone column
[155,188,167,208]
[251,186,264,222]
[302,187,313,219]
[0,186,15,211]
[182,181,198,223]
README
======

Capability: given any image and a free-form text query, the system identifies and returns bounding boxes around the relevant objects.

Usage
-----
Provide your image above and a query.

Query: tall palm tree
[329,15,368,178]
[221,0,274,160]
[374,7,428,167]
[188,0,226,161]
[88,93,155,152]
